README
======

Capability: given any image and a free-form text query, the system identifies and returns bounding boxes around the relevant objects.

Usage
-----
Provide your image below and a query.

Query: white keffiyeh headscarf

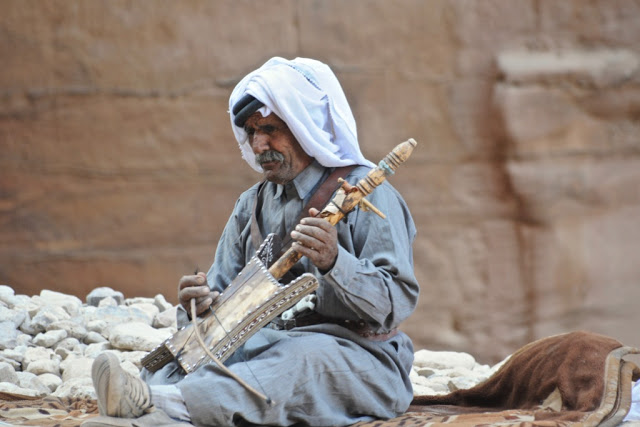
[229,57,374,172]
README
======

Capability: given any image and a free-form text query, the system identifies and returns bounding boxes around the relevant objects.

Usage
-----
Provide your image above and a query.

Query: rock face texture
[1,1,639,363]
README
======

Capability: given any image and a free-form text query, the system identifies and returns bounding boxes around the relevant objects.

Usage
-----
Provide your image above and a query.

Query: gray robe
[143,161,419,426]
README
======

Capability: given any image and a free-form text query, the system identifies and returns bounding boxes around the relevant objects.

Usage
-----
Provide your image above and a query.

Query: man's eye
[261,125,276,134]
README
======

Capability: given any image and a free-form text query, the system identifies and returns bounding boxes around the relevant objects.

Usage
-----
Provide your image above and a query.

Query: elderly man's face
[244,112,313,184]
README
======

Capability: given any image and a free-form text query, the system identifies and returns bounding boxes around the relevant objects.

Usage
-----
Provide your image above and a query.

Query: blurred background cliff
[1,0,639,363]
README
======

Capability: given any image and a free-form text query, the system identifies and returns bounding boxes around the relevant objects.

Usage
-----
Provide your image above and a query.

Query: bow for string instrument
[141,138,417,398]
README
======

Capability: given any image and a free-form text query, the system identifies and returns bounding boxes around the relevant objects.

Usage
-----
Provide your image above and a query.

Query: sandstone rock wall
[2,0,639,363]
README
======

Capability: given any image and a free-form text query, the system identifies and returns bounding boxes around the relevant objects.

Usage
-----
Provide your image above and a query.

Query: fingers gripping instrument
[141,138,417,400]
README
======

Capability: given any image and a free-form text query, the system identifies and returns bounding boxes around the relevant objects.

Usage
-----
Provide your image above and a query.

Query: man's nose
[251,132,270,154]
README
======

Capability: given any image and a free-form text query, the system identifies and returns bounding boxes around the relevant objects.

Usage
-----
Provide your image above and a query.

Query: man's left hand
[290,207,338,272]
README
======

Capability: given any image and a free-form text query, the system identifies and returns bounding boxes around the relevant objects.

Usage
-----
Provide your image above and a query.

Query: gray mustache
[255,150,285,166]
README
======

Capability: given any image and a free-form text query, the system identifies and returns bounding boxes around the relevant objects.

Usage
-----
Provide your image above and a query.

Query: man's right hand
[178,272,219,318]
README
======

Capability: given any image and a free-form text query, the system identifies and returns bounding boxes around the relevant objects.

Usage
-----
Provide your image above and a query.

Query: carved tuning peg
[358,198,386,219]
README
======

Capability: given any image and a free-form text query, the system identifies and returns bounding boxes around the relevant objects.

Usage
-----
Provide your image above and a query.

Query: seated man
[86,57,419,427]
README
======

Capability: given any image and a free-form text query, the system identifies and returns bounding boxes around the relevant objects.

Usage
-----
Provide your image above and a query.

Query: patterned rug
[0,392,98,426]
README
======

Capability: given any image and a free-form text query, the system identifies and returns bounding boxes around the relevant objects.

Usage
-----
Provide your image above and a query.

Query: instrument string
[209,308,273,404]
[190,269,273,405]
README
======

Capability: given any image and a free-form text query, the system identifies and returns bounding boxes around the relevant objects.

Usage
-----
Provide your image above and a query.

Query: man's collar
[273,160,325,200]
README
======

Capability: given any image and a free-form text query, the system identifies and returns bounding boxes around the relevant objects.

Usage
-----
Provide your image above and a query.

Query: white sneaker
[92,352,153,418]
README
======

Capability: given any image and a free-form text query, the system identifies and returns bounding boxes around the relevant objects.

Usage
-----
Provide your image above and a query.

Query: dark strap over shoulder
[250,165,357,254]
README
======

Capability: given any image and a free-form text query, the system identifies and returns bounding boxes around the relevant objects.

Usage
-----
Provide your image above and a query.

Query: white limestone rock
[23,346,53,364]
[2,346,27,364]
[127,302,159,324]
[108,322,173,351]
[98,296,118,307]
[33,329,68,348]
[55,347,72,360]
[0,355,21,370]
[418,375,452,393]
[117,350,148,369]
[35,290,83,316]
[449,376,484,391]
[408,351,510,397]
[410,367,448,394]
[153,294,173,312]
[412,383,441,396]
[436,366,479,379]
[47,319,88,340]
[52,376,96,399]
[55,337,81,352]
[18,312,39,335]
[9,294,35,312]
[410,367,429,384]
[31,305,71,333]
[23,346,57,372]
[85,319,108,337]
[0,382,42,397]
[83,305,152,330]
[125,297,155,306]
[413,349,477,371]
[84,331,108,344]
[0,285,15,306]
[38,372,63,392]
[86,287,125,307]
[153,305,178,329]
[27,300,44,318]
[26,358,60,375]
[15,333,32,347]
[60,354,94,382]
[0,306,26,328]
[73,343,88,355]
[82,305,97,317]
[0,362,18,384]
[416,367,436,378]
[84,342,112,358]
[16,371,51,396]
[472,363,492,376]
[0,321,20,350]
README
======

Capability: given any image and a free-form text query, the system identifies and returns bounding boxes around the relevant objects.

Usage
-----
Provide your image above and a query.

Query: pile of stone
[410,349,505,396]
[0,285,177,399]
[0,285,500,400]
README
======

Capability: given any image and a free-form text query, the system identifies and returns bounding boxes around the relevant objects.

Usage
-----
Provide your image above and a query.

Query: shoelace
[119,369,151,416]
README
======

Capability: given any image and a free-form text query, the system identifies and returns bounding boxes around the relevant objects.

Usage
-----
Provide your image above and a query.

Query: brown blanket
[356,331,640,427]
[1,331,638,427]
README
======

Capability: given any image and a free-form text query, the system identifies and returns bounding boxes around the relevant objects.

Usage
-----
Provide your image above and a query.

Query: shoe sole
[81,414,135,426]
[92,352,121,417]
